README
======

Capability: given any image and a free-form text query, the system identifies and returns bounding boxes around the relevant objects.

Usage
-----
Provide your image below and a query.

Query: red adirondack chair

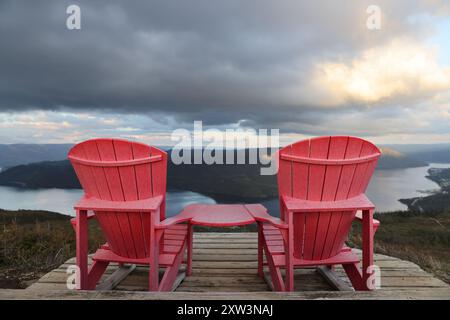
[68,138,192,291]
[253,136,381,291]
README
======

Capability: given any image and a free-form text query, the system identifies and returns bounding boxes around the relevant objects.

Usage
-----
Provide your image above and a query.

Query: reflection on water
[0,187,215,217]
[0,163,448,216]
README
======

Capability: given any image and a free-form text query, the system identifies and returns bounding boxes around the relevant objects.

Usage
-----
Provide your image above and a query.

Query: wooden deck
[1,233,449,299]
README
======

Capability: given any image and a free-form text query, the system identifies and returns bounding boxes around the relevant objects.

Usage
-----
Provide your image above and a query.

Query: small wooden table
[181,203,265,227]
[177,203,269,275]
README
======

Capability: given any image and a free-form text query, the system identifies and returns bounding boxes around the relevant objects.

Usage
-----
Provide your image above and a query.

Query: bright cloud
[310,39,450,106]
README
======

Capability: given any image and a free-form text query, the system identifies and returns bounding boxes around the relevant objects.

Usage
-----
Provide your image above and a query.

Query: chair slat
[95,140,129,257]
[315,136,348,260]
[78,140,124,257]
[112,140,140,259]
[303,137,329,260]
[150,146,168,220]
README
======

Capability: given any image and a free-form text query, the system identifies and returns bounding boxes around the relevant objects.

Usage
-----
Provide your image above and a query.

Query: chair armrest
[71,212,96,224]
[70,212,96,232]
[281,194,375,213]
[74,195,164,213]
[244,204,288,229]
[354,211,380,233]
[155,210,195,229]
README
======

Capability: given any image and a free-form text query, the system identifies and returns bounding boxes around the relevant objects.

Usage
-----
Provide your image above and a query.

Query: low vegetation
[349,210,450,284]
[0,209,104,288]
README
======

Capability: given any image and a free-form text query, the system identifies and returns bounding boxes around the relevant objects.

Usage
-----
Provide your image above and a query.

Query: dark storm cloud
[0,0,448,130]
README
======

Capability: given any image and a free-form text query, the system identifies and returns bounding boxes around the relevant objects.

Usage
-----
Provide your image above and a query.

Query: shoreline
[399,167,450,212]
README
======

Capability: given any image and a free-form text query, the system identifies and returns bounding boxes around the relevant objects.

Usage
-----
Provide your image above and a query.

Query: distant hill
[377,147,427,169]
[0,209,71,227]
[383,143,450,164]
[0,146,431,202]
[0,160,79,189]
[0,144,72,169]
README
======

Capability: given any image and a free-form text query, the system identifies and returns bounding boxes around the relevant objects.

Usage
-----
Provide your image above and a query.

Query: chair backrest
[277,136,380,260]
[68,138,167,259]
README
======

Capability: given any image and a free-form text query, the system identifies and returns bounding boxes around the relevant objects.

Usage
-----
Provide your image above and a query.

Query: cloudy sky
[0,0,450,145]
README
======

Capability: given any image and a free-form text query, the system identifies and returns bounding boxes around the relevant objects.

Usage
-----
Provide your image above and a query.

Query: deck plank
[1,232,447,299]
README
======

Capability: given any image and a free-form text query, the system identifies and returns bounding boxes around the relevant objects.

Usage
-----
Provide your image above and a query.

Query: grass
[0,209,104,288]
[349,210,450,284]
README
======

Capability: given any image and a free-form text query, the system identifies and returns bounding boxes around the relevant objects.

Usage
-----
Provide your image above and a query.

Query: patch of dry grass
[349,210,450,284]
[0,210,104,288]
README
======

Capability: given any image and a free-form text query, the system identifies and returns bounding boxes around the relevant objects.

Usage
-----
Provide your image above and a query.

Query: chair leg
[285,258,294,292]
[87,261,109,289]
[159,247,185,291]
[187,224,193,276]
[75,210,89,290]
[284,213,294,291]
[149,229,160,291]
[257,223,264,278]
[149,259,159,291]
[362,209,375,289]
[262,241,285,291]
[343,263,366,290]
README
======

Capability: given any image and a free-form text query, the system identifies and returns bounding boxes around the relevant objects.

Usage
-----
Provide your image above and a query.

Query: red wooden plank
[75,210,88,289]
[359,144,381,193]
[78,141,124,257]
[322,137,348,201]
[95,139,129,257]
[303,137,329,260]
[348,141,374,198]
[329,138,363,256]
[335,138,363,200]
[315,136,347,260]
[112,139,140,259]
[115,140,149,259]
[321,211,343,258]
[282,194,375,212]
[277,146,292,221]
[190,204,256,227]
[292,213,305,258]
[81,143,125,259]
[150,146,167,220]
[332,211,355,256]
[291,141,309,199]
[307,137,330,200]
[362,209,375,290]
[290,140,309,257]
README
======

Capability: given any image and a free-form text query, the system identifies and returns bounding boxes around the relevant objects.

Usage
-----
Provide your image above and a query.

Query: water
[0,163,448,216]
[0,187,215,217]
[366,163,449,212]
[261,163,450,215]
